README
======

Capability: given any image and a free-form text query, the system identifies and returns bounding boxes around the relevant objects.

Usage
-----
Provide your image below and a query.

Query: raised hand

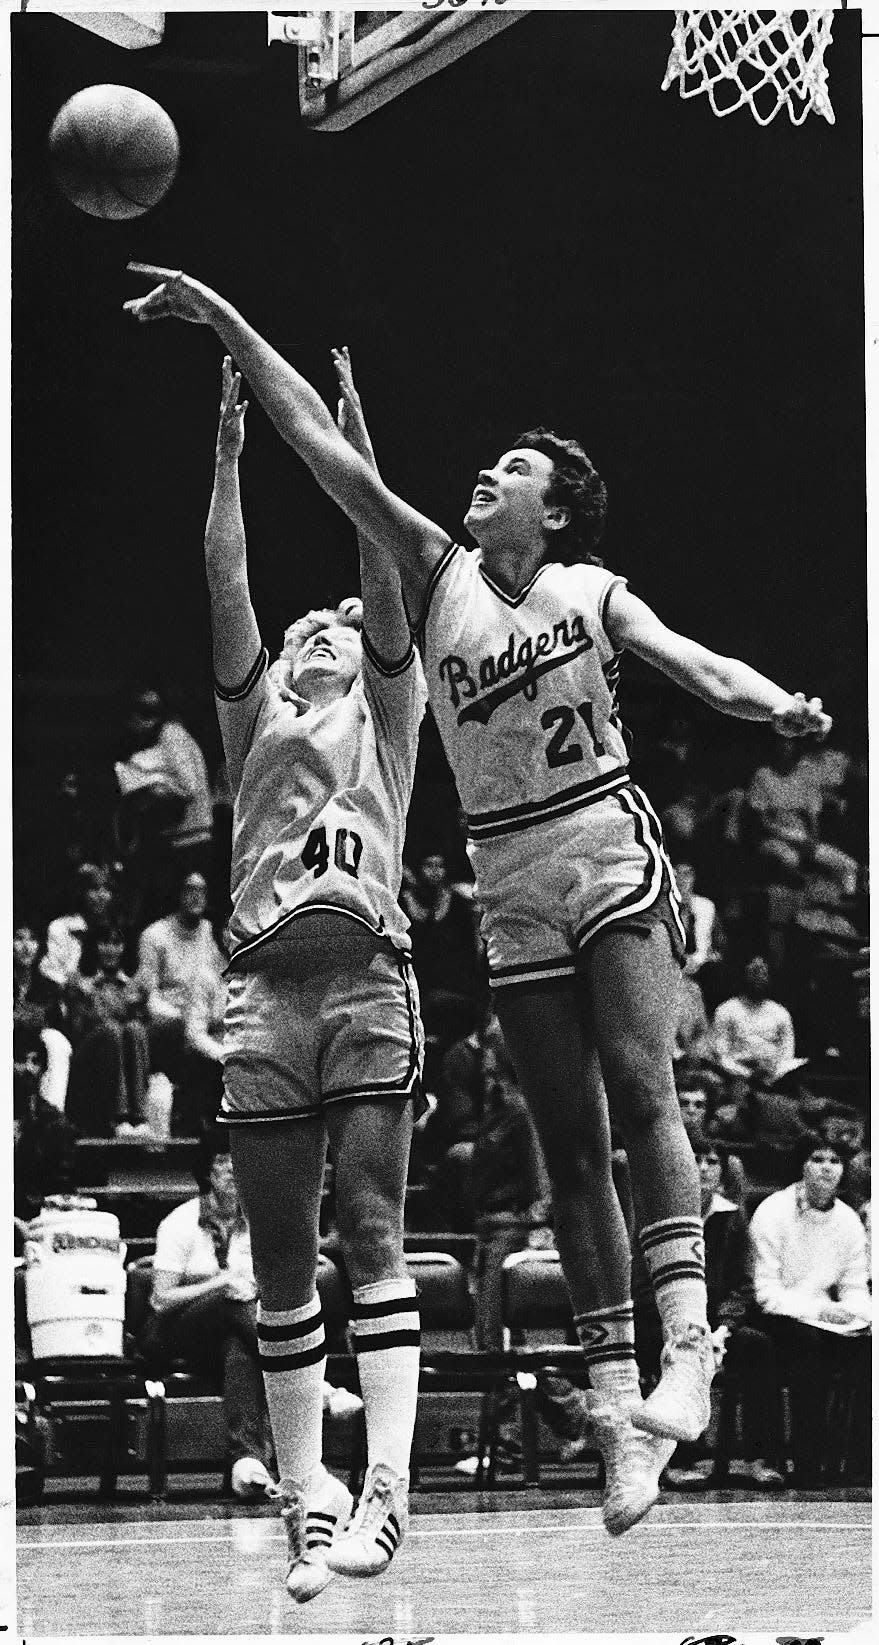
[332,345,377,469]
[124,262,216,325]
[771,692,832,741]
[216,355,248,464]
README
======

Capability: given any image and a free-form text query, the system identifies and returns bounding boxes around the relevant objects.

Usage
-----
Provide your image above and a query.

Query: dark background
[12,9,867,786]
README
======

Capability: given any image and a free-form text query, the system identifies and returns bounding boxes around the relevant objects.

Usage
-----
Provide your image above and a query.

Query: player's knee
[336,1193,405,1288]
[248,1226,320,1307]
[542,1135,610,1196]
[602,1047,668,1133]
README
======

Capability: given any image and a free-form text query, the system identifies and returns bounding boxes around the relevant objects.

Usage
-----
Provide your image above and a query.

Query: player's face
[291,624,362,699]
[464,448,557,552]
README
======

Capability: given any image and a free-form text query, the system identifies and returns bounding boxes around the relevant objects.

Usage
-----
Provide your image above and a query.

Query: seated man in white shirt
[140,1133,274,1499]
[136,871,225,1101]
[749,1133,871,1484]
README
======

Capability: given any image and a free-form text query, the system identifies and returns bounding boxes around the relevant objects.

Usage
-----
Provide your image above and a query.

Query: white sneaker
[631,1322,715,1443]
[585,1393,676,1537]
[274,1469,353,1604]
[326,1461,408,1577]
[231,1456,274,1500]
[322,1382,364,1421]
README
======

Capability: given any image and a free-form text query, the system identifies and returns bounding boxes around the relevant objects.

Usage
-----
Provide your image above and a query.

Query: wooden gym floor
[16,1485,871,1635]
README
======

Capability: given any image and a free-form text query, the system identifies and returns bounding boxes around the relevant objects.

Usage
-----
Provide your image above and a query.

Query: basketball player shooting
[126,263,831,1536]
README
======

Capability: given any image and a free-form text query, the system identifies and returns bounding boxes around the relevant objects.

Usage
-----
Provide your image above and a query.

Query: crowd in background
[13,679,871,1485]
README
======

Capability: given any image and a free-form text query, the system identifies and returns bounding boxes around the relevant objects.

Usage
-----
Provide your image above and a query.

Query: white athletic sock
[573,1300,641,1405]
[351,1278,420,1485]
[257,1295,326,1493]
[638,1216,709,1337]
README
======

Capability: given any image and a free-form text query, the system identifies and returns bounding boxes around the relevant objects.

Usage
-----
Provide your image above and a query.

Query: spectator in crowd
[39,862,117,990]
[673,859,730,1014]
[401,848,484,1081]
[13,1025,78,1226]
[676,1081,745,1202]
[749,1134,871,1484]
[139,1133,275,1500]
[744,739,822,886]
[136,871,225,1100]
[633,1140,785,1490]
[114,684,213,924]
[20,768,117,922]
[455,1021,594,1474]
[711,954,806,1103]
[674,860,724,978]
[180,966,228,1136]
[65,925,151,1138]
[13,919,71,1110]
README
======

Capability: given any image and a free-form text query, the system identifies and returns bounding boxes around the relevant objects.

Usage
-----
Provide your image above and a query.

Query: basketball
[48,84,179,219]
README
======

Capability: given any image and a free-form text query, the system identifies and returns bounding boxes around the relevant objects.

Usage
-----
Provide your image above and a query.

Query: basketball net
[662,11,836,127]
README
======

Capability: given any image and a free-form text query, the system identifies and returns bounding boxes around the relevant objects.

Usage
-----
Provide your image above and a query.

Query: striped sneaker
[631,1322,715,1443]
[326,1461,408,1577]
[585,1393,676,1537]
[274,1469,353,1603]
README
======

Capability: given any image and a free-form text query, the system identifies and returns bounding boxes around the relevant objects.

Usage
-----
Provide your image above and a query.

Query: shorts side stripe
[489,954,577,989]
[572,787,663,950]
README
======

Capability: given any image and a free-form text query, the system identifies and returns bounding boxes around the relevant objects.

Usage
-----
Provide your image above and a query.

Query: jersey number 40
[302,824,363,879]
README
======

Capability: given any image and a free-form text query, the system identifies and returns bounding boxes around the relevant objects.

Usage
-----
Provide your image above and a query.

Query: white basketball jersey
[216,634,427,963]
[418,547,630,842]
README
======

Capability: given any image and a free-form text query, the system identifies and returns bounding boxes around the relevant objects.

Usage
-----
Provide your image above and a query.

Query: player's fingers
[127,261,182,281]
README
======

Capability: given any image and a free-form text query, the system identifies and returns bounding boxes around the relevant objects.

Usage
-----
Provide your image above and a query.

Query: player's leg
[230,1120,352,1602]
[493,986,670,1532]
[324,1096,417,1576]
[584,921,714,1442]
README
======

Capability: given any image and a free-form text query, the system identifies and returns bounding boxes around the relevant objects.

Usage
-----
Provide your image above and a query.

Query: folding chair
[499,1248,595,1486]
[404,1251,506,1487]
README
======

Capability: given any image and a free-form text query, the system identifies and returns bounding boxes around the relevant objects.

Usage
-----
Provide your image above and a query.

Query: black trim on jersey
[362,626,417,678]
[410,539,459,639]
[223,902,395,973]
[599,575,627,633]
[214,645,268,702]
[477,561,551,606]
[467,767,630,841]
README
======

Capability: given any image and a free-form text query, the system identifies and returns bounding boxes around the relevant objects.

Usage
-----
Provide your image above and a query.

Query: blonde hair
[269,598,363,697]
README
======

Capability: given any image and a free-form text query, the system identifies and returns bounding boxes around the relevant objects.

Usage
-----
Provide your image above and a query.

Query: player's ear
[543,503,571,534]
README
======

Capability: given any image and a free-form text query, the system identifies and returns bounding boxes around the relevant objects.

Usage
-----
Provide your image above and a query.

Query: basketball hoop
[661,11,836,127]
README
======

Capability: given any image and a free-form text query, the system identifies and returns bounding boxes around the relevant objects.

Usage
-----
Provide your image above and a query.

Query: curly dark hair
[512,427,608,565]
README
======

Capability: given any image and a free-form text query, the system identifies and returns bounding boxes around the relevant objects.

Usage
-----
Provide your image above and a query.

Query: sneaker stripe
[375,1528,398,1558]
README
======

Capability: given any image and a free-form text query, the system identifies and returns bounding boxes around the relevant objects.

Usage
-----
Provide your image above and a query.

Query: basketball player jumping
[126,265,830,1534]
[200,347,426,1598]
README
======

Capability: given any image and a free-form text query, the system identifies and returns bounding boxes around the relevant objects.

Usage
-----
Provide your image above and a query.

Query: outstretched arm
[605,586,832,739]
[204,358,262,689]
[125,265,449,617]
[332,344,410,663]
